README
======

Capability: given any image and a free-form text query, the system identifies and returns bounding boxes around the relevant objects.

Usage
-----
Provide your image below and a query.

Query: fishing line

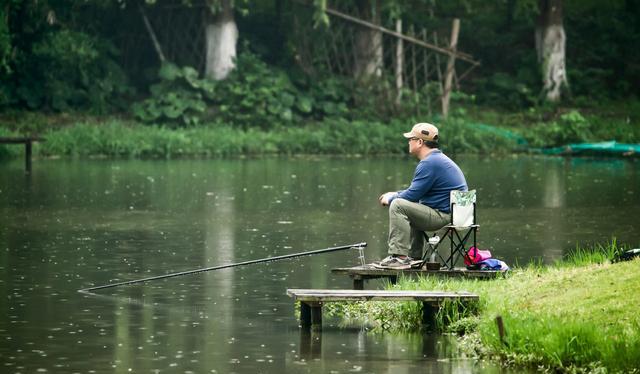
[79,242,367,293]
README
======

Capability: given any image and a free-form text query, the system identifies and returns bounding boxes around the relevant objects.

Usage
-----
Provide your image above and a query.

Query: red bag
[464,247,492,266]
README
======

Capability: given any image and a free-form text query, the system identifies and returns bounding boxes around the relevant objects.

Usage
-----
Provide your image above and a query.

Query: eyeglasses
[408,137,421,142]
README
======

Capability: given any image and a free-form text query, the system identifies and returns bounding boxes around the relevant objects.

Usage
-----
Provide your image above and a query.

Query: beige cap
[403,123,439,141]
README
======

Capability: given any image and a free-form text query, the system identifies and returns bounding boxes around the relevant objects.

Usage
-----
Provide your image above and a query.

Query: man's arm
[388,162,435,204]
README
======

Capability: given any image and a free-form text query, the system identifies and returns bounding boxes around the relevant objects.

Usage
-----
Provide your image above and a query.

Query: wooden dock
[287,288,479,331]
[0,136,44,173]
[332,264,506,289]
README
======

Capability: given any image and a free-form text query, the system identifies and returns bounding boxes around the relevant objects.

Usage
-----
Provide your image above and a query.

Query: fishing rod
[79,242,367,293]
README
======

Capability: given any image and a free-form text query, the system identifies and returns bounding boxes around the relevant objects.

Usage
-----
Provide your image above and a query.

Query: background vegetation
[0,0,639,157]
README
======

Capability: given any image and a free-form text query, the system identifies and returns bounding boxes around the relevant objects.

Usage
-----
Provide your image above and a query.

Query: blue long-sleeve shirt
[389,150,467,213]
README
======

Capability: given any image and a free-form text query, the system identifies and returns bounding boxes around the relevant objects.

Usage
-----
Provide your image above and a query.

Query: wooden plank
[287,289,478,303]
[331,265,504,278]
[321,5,479,65]
[0,137,43,144]
[288,289,477,297]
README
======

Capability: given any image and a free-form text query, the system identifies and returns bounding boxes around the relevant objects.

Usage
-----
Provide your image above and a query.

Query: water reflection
[0,156,638,372]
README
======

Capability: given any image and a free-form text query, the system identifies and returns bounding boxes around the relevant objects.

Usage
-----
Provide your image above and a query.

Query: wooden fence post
[496,315,506,345]
[395,19,404,105]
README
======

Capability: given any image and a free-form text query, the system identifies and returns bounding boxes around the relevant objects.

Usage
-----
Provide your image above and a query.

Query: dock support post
[311,303,322,330]
[422,302,437,332]
[300,302,311,327]
[353,278,364,290]
[299,329,322,359]
[25,140,32,173]
[300,302,322,330]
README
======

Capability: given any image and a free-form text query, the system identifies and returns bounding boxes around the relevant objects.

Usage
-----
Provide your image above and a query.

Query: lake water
[1,155,638,373]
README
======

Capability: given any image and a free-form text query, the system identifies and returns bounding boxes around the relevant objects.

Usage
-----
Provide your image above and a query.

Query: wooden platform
[287,288,479,330]
[0,136,44,173]
[332,264,506,289]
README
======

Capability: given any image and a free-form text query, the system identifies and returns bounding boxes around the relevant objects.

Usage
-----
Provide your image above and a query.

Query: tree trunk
[536,0,568,102]
[205,0,238,81]
[353,0,382,80]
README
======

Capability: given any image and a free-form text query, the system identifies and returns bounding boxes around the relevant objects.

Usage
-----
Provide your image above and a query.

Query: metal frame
[421,201,478,270]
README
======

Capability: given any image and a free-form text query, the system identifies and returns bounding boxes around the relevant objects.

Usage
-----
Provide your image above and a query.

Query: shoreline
[325,243,640,373]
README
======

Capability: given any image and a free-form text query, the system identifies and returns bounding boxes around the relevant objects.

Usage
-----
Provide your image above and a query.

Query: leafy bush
[524,110,592,147]
[213,52,304,128]
[474,72,537,109]
[132,63,209,127]
[0,127,20,158]
[133,52,359,129]
[438,115,525,154]
[15,30,130,112]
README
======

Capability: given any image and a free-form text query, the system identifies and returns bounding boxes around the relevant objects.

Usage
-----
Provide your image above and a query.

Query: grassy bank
[326,243,640,373]
[0,116,523,158]
[1,100,639,158]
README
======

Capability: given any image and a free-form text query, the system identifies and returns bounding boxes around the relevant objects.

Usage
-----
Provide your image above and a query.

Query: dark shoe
[373,255,412,269]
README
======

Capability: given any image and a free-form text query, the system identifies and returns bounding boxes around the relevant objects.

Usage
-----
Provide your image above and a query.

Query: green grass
[327,243,640,373]
[463,100,640,148]
[0,116,524,158]
[472,259,639,372]
[2,98,639,158]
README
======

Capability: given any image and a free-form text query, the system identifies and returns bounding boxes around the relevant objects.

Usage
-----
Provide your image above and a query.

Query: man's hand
[379,192,397,206]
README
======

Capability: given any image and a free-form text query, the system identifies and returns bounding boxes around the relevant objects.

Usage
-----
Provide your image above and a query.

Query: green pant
[388,198,451,258]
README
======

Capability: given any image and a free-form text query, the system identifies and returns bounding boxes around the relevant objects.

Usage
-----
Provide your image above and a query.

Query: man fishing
[375,123,468,269]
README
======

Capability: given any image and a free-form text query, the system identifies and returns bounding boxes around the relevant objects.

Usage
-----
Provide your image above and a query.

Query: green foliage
[312,0,329,27]
[1,0,638,116]
[0,7,10,75]
[132,63,209,127]
[0,110,542,158]
[474,72,538,109]
[558,239,621,268]
[324,297,424,331]
[325,276,482,333]
[30,118,406,157]
[15,30,130,112]
[438,115,525,154]
[213,52,302,128]
[436,299,480,333]
[0,127,20,158]
[564,1,640,99]
[524,110,592,147]
[133,52,358,128]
